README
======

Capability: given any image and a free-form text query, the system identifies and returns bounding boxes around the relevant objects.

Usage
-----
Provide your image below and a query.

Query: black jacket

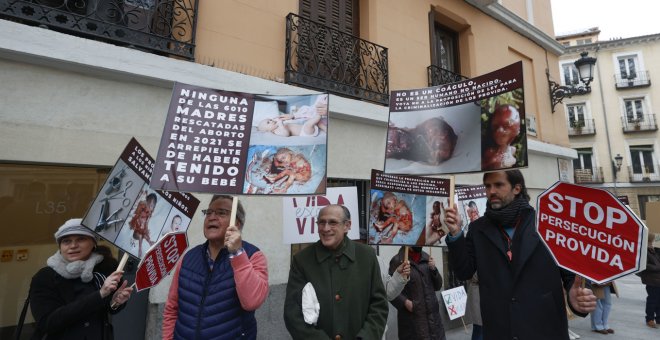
[29,258,121,340]
[448,205,582,340]
[389,247,445,340]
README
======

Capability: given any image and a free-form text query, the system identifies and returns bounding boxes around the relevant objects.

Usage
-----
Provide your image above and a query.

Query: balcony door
[630,146,656,176]
[430,23,459,73]
[298,0,360,85]
[624,98,646,123]
[567,104,586,128]
[618,55,639,80]
[300,0,359,35]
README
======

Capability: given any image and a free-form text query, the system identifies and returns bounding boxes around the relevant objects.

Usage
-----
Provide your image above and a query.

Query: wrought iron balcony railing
[621,114,658,133]
[285,13,389,105]
[0,0,198,60]
[567,118,596,136]
[574,167,604,184]
[628,165,660,183]
[615,70,651,89]
[427,65,468,87]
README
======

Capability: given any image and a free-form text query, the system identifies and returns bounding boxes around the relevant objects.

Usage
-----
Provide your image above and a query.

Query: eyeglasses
[316,220,346,228]
[201,208,231,218]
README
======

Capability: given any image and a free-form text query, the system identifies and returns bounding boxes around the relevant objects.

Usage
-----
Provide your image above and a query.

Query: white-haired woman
[29,218,133,339]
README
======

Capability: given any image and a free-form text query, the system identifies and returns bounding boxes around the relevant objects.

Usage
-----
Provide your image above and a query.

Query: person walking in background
[590,281,618,334]
[29,219,133,339]
[464,273,483,340]
[389,246,446,339]
[284,204,388,339]
[639,233,660,328]
[443,170,597,340]
[162,195,269,339]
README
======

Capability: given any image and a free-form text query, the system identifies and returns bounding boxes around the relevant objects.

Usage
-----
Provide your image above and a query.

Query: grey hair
[210,195,245,227]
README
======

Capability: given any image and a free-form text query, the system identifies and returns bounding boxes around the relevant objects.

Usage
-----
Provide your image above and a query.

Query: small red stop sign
[536,182,647,284]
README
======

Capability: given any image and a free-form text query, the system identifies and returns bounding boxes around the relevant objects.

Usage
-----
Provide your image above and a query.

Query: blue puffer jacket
[174,241,259,339]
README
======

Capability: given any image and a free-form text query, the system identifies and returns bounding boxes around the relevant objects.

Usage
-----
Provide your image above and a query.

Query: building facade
[558,31,660,222]
[0,0,575,338]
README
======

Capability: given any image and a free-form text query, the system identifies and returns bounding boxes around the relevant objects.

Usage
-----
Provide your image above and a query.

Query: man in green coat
[284,204,389,339]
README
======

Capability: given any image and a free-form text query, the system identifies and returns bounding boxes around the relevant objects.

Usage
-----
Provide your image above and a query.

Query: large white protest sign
[282,187,359,244]
[441,286,468,320]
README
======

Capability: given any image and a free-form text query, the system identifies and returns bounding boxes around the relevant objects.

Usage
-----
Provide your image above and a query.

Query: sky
[551,0,660,40]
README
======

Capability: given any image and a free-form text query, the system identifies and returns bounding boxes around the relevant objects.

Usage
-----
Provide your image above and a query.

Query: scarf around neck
[485,196,531,227]
[47,251,103,283]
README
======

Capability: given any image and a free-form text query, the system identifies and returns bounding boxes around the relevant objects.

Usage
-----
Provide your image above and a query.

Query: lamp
[548,52,597,113]
[613,154,623,173]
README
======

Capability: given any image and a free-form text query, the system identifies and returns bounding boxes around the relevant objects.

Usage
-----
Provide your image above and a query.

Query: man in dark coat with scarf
[443,170,597,340]
[389,246,445,339]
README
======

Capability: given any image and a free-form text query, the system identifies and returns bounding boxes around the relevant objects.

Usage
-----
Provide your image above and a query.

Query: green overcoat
[284,237,388,339]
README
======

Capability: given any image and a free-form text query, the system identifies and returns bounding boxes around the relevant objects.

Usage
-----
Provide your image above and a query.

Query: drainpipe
[593,45,618,194]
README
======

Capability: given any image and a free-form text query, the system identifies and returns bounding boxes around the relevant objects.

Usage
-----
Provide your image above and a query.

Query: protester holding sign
[29,219,133,339]
[284,204,388,339]
[443,170,597,340]
[162,195,269,339]
[389,246,445,339]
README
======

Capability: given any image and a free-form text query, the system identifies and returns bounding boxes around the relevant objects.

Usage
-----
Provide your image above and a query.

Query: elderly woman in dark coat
[29,218,133,339]
[389,246,446,339]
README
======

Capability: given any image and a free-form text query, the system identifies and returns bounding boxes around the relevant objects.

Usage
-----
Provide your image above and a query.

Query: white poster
[282,187,360,244]
[441,286,468,320]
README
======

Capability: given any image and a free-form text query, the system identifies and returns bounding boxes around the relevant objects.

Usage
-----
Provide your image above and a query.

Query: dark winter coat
[29,257,121,340]
[389,247,445,340]
[447,205,583,340]
[639,247,660,286]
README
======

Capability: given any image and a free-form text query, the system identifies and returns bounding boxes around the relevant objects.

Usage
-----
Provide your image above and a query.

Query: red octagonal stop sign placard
[536,182,647,284]
[135,232,188,292]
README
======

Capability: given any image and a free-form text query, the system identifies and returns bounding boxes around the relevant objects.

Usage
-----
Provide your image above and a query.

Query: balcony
[574,167,604,184]
[285,13,388,105]
[628,165,660,183]
[0,0,198,60]
[621,114,658,133]
[427,65,468,87]
[615,71,651,89]
[568,118,595,136]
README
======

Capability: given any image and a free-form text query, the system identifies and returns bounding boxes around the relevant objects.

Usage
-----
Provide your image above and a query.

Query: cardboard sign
[282,187,360,244]
[82,138,200,259]
[441,286,468,320]
[645,201,660,234]
[151,83,329,195]
[537,182,648,284]
[385,61,527,175]
[368,170,451,246]
[135,232,188,292]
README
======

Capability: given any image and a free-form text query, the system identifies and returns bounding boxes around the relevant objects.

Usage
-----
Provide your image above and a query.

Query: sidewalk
[444,274,658,339]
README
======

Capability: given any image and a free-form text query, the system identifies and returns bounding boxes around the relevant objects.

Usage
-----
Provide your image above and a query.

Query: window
[567,103,586,128]
[618,55,639,79]
[624,98,646,123]
[562,62,579,86]
[630,145,656,174]
[431,24,459,72]
[576,38,592,45]
[573,148,594,170]
[638,195,660,220]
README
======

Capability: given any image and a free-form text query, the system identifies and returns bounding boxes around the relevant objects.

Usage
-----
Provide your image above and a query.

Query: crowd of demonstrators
[389,246,446,339]
[639,234,660,328]
[283,204,389,339]
[443,170,597,340]
[589,281,618,334]
[29,219,133,339]
[162,195,269,340]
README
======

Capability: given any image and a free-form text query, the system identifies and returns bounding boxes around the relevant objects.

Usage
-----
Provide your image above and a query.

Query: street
[444,273,657,339]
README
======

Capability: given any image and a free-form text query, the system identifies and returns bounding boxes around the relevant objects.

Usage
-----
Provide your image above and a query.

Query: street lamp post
[547,52,598,113]
[612,154,623,195]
